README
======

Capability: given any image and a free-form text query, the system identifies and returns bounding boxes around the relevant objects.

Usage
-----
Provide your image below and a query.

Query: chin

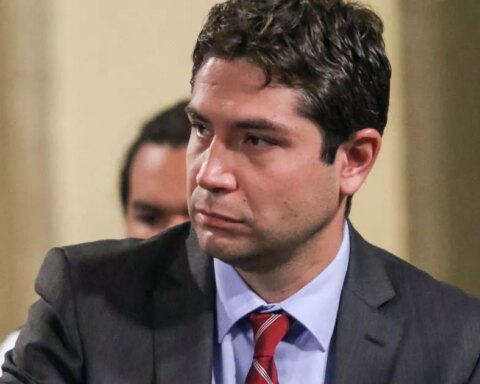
[198,232,253,262]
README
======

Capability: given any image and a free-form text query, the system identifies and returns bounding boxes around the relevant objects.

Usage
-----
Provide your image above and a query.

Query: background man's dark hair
[192,0,391,164]
[119,99,191,213]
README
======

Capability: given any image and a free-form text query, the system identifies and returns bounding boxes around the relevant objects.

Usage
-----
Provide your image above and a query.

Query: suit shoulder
[363,241,480,328]
[354,237,480,378]
[349,225,480,317]
[36,223,191,293]
[58,222,191,265]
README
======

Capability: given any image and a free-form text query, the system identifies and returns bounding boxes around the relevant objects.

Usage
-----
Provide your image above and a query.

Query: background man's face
[186,57,344,271]
[126,143,189,238]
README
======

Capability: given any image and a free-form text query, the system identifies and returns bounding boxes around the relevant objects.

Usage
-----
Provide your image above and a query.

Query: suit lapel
[148,222,404,383]
[152,226,215,384]
[330,224,404,384]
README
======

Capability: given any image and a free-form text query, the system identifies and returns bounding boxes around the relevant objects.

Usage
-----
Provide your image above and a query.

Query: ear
[336,128,382,197]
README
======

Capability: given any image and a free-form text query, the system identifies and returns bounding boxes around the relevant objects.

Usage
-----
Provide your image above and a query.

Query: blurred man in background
[120,99,190,238]
[0,99,191,371]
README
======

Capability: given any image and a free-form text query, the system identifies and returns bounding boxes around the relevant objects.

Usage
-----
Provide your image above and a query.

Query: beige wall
[1,0,407,339]
[351,0,408,258]
[47,0,218,245]
[0,1,52,340]
[403,0,480,295]
[0,0,220,339]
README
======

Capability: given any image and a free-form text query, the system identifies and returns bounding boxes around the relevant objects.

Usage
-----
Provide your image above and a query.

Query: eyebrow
[185,106,210,124]
[232,118,288,133]
[185,105,288,133]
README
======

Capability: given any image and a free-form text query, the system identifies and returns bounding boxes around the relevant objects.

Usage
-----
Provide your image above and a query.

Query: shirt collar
[215,222,350,351]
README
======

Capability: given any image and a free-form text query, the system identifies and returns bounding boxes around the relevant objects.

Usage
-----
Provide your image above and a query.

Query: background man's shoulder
[36,222,192,298]
[59,221,190,266]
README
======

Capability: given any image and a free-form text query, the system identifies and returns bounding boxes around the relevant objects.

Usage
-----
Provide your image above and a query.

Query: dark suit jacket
[1,222,480,383]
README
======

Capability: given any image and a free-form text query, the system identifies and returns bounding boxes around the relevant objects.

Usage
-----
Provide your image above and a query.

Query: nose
[196,138,237,192]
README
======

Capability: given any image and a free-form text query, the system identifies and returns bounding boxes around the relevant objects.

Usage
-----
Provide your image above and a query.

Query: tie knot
[249,312,290,358]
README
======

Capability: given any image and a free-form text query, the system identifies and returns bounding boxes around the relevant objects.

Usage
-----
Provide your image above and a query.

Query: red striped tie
[245,312,290,384]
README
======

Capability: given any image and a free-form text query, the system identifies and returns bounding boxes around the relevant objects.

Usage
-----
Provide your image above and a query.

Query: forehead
[195,57,266,91]
[190,57,302,121]
[131,144,185,175]
[130,144,186,202]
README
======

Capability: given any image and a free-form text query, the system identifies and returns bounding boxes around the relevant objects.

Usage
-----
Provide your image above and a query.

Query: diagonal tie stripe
[254,314,283,343]
[245,312,290,384]
[253,359,274,384]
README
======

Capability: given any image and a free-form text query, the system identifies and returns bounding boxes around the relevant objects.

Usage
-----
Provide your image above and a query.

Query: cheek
[186,169,196,194]
[242,173,295,218]
[186,161,202,214]
[186,152,199,193]
[248,162,335,216]
[126,220,143,239]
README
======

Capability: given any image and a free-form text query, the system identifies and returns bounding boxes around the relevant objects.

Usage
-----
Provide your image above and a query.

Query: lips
[196,208,241,222]
[195,207,243,228]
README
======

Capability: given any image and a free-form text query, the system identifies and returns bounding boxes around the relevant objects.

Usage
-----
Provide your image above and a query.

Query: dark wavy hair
[192,0,391,164]
[119,100,191,213]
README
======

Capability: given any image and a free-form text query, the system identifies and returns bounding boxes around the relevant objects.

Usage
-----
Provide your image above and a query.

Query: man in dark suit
[2,0,480,383]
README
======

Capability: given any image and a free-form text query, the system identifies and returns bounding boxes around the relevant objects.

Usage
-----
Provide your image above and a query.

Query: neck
[235,216,346,303]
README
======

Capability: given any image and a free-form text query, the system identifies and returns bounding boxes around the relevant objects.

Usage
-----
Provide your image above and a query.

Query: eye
[132,207,167,227]
[136,213,164,227]
[245,134,274,147]
[192,123,212,139]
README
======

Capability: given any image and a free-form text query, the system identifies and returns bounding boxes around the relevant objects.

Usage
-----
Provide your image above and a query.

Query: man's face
[187,57,345,270]
[126,143,189,239]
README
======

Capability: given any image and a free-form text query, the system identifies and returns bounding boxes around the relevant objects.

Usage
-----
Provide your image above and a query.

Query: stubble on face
[186,57,346,278]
